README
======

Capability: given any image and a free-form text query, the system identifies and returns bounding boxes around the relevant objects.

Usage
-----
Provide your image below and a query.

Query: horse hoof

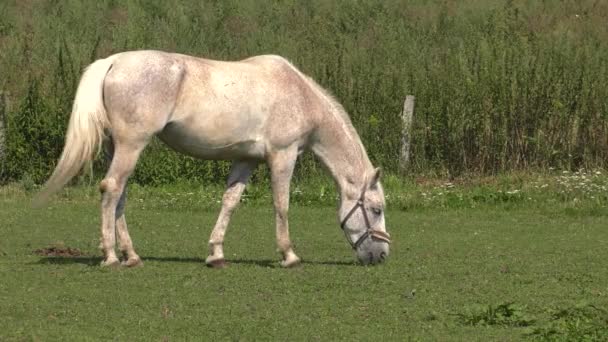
[280,256,301,268]
[121,257,143,268]
[206,258,227,269]
[100,258,120,268]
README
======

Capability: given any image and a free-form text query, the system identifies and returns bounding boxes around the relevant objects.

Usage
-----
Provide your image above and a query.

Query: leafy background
[0,0,607,185]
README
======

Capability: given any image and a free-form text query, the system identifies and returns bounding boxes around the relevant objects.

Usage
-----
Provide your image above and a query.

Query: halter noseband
[340,188,391,250]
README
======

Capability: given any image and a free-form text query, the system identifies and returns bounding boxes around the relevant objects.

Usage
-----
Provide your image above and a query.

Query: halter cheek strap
[340,190,391,250]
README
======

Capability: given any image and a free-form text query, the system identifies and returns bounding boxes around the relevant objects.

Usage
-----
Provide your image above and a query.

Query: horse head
[339,168,390,265]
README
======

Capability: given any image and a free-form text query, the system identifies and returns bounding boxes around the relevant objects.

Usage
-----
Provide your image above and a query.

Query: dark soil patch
[34,246,85,257]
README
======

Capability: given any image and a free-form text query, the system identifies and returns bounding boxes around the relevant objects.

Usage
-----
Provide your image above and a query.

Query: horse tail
[34,55,117,206]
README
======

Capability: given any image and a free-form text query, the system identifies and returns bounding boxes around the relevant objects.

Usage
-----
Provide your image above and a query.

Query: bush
[0,0,607,185]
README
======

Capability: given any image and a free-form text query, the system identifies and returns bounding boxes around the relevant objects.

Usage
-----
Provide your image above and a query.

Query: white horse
[36,50,390,268]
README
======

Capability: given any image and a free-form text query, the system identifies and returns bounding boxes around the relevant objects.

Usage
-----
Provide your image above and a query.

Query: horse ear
[370,167,382,189]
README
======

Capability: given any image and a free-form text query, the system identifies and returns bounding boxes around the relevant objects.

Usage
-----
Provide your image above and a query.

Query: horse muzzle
[355,232,390,265]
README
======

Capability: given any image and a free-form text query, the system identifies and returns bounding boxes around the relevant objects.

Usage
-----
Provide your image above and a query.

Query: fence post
[399,95,415,174]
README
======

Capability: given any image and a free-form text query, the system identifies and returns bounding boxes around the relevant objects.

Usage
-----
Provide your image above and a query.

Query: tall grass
[0,0,607,184]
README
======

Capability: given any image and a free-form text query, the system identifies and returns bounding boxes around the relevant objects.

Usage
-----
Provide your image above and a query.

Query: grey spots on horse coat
[39,50,390,267]
[104,53,185,134]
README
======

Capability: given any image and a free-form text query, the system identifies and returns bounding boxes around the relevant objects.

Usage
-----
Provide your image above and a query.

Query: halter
[340,187,391,250]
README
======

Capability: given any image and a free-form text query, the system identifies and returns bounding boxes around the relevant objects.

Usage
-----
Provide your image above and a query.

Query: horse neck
[311,109,373,197]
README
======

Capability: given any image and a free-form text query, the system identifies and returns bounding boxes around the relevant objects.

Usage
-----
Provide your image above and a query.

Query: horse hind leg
[99,140,141,267]
[115,189,143,267]
[99,140,146,267]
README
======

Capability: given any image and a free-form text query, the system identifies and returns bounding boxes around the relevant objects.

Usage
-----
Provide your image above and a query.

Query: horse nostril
[380,252,386,261]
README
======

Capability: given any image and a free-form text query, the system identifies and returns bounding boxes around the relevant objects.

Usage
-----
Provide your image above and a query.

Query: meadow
[1,172,607,340]
[1,1,607,340]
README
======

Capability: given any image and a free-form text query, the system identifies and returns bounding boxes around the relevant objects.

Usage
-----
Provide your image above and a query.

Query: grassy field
[1,180,607,340]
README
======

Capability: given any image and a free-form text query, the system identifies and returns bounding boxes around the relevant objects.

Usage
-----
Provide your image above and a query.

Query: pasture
[1,1,607,340]
[1,179,607,340]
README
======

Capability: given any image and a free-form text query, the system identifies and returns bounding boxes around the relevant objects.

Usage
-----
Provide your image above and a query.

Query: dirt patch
[34,246,85,257]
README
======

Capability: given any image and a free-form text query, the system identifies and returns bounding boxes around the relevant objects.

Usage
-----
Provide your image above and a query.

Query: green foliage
[5,170,606,219]
[1,0,607,185]
[2,81,68,183]
[455,301,608,340]
[528,303,608,341]
[456,302,536,327]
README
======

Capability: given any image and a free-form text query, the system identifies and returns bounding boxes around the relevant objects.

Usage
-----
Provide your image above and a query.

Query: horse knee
[222,191,239,209]
[222,184,245,209]
[99,178,122,199]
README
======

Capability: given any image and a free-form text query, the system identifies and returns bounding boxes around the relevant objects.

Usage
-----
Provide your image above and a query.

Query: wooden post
[399,95,415,174]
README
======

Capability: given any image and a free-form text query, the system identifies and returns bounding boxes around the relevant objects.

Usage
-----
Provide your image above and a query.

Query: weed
[456,302,536,327]
[527,303,608,341]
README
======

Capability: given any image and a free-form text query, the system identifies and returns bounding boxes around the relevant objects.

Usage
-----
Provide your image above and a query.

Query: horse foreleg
[205,161,256,268]
[268,146,300,268]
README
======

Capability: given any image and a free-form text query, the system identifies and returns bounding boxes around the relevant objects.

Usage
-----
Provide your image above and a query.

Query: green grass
[1,185,607,340]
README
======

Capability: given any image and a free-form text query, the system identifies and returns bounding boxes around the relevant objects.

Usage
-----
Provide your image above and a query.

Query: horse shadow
[36,255,102,266]
[35,255,357,268]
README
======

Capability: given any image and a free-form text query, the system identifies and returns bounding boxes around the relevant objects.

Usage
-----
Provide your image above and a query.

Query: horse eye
[372,208,382,216]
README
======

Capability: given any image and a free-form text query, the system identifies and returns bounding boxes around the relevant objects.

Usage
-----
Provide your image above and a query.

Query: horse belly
[157,120,266,160]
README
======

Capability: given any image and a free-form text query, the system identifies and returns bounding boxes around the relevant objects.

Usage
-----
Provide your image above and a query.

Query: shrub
[0,0,606,185]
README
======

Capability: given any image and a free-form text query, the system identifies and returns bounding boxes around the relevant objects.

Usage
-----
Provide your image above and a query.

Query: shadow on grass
[143,256,357,267]
[227,258,357,267]
[36,256,102,266]
[35,255,357,267]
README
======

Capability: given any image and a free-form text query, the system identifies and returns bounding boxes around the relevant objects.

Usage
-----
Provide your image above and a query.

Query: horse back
[104,51,322,159]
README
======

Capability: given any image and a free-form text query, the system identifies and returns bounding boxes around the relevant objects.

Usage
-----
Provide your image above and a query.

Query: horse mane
[277,56,373,178]
[284,59,354,123]
[279,57,365,145]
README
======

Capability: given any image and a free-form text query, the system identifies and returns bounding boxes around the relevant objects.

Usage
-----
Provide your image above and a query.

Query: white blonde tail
[35,56,117,205]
